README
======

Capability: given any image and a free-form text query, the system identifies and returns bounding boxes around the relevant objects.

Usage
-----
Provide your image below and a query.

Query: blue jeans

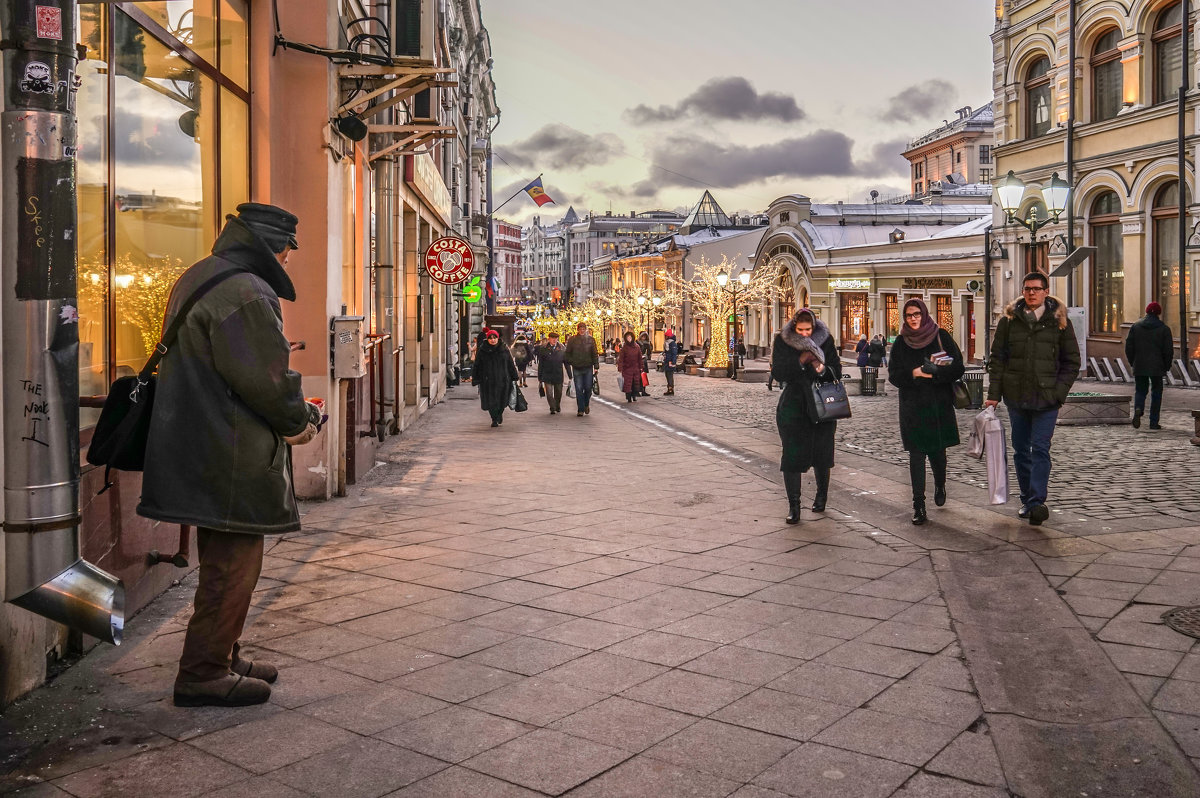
[573,368,594,411]
[1134,375,1164,423]
[1007,406,1059,507]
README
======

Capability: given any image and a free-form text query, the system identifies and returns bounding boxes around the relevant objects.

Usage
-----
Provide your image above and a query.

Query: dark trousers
[1007,406,1059,507]
[1134,375,1164,423]
[489,407,505,424]
[573,369,594,411]
[908,449,948,503]
[177,528,264,683]
[543,382,562,411]
[664,365,675,390]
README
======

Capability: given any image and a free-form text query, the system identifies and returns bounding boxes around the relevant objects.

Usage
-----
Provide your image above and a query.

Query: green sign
[462,276,482,304]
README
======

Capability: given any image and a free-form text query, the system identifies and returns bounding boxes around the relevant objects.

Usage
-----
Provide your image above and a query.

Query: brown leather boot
[173,673,271,707]
[231,642,278,683]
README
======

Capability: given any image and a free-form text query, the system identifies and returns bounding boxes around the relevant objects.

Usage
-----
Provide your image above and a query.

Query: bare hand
[813,362,825,374]
[912,366,932,379]
[284,423,317,446]
[984,399,999,409]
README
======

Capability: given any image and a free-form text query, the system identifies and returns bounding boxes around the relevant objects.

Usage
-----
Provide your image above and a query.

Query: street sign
[461,276,482,303]
[424,236,474,285]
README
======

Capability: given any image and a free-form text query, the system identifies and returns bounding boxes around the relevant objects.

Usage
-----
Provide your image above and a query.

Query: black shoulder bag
[86,269,243,491]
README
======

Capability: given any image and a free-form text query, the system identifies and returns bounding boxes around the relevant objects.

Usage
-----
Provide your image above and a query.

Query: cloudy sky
[483,0,996,227]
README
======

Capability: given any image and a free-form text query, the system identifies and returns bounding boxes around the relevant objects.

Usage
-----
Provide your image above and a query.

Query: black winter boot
[783,471,802,525]
[811,467,830,512]
[912,501,927,525]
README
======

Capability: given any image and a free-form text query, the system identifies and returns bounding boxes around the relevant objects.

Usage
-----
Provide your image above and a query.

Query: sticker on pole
[424,236,474,285]
[36,6,63,40]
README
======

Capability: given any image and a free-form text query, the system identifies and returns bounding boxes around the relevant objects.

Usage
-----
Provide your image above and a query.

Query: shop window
[75,4,250,424]
[1025,56,1053,138]
[1089,190,1123,333]
[935,295,954,334]
[1152,181,1189,333]
[1154,3,1185,104]
[884,294,899,339]
[1091,27,1123,121]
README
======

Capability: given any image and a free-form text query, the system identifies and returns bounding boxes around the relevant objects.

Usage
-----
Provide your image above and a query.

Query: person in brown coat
[618,331,644,402]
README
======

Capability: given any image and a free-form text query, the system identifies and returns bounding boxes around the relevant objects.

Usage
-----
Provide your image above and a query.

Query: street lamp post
[716,269,752,379]
[995,170,1070,240]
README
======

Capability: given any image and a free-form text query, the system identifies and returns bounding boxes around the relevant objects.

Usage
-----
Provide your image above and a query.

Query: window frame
[1090,27,1123,121]
[1088,190,1124,335]
[1025,56,1054,138]
[1153,2,1185,105]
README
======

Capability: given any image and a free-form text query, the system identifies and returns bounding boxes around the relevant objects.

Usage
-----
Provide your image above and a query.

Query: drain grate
[1162,606,1200,639]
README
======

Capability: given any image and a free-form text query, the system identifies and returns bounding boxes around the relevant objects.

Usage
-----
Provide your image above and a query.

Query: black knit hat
[234,202,299,252]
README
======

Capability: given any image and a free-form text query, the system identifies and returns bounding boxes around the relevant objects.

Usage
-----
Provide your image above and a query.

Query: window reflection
[134,1,217,67]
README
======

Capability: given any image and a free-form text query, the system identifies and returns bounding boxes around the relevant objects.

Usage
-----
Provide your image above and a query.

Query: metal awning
[336,63,458,161]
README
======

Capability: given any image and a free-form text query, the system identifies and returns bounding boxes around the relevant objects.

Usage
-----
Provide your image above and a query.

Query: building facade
[903,104,997,195]
[493,218,522,304]
[992,0,1199,362]
[568,209,683,304]
[0,0,497,705]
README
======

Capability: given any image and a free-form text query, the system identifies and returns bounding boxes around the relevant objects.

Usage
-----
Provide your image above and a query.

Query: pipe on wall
[2,1,123,644]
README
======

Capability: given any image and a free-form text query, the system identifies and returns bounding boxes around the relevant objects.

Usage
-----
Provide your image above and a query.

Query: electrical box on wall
[331,316,366,379]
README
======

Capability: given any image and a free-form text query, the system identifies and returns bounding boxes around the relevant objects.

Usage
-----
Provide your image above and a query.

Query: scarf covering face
[899,298,940,350]
[781,308,827,366]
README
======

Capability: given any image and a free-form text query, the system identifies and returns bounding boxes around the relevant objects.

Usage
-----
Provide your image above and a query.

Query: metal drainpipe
[374,144,396,423]
[1,1,123,644]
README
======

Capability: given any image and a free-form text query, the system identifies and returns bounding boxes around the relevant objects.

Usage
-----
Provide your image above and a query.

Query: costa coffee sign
[424,237,474,285]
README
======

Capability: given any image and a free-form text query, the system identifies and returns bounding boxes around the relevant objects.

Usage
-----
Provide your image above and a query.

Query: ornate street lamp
[996,170,1070,238]
[716,270,752,379]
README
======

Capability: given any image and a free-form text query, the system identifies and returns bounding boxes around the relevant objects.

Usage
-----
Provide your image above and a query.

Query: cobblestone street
[651,364,1200,527]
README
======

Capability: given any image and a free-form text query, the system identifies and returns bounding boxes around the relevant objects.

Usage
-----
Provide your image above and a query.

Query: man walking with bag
[565,322,599,416]
[1125,301,1174,430]
[985,272,1080,526]
[139,203,321,707]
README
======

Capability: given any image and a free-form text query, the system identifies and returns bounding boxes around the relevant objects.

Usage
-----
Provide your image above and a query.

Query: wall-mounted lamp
[334,113,368,142]
[889,228,905,244]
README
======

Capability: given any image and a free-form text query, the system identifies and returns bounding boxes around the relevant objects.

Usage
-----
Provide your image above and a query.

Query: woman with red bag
[618,331,644,403]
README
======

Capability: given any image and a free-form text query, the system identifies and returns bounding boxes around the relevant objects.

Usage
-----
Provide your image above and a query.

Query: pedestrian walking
[536,331,569,414]
[887,299,965,525]
[1125,301,1174,430]
[854,333,869,377]
[770,308,840,524]
[138,203,320,708]
[619,331,645,402]
[662,328,678,396]
[867,334,886,368]
[638,332,652,396]
[565,322,600,416]
[985,272,1081,526]
[474,328,518,427]
[511,334,533,388]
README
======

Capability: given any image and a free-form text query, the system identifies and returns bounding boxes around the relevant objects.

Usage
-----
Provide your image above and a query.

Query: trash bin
[860,366,879,396]
[962,370,985,409]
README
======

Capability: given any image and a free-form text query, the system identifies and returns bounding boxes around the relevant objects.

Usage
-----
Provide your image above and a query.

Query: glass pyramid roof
[681,191,732,231]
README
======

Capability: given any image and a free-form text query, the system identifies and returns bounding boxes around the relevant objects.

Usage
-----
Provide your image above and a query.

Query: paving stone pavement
[1,371,1199,797]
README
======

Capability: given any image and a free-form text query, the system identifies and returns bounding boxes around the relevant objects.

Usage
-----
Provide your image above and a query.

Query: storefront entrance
[839,293,868,350]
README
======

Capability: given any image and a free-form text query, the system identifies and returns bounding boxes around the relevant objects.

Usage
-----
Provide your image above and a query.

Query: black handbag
[513,386,528,412]
[810,378,852,422]
[952,380,971,410]
[86,268,243,491]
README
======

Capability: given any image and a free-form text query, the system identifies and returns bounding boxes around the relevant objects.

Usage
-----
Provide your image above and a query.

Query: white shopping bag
[967,406,993,459]
[978,407,1008,504]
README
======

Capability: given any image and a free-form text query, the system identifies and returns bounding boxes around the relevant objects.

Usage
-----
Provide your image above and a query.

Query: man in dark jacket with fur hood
[985,272,1080,526]
[1125,301,1174,430]
[140,203,320,708]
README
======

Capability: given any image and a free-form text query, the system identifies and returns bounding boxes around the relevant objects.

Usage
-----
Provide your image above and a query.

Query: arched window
[1092,28,1123,120]
[1154,2,1184,104]
[1089,191,1123,333]
[1152,181,1189,332]
[1025,56,1053,137]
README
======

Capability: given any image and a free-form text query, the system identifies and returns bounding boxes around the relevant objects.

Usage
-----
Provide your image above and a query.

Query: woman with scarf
[887,298,965,524]
[474,328,518,427]
[618,331,644,403]
[770,309,841,524]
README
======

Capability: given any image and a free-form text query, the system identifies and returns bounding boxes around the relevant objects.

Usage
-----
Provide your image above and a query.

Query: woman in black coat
[618,331,644,402]
[770,309,841,524]
[474,329,518,427]
[887,298,965,525]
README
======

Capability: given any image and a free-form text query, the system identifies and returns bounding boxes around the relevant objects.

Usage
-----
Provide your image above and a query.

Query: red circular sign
[424,237,475,285]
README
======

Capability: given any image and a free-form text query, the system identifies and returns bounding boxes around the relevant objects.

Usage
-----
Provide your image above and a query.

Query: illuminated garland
[78,254,188,359]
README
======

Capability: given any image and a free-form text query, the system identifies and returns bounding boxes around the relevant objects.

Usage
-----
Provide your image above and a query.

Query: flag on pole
[522,177,556,207]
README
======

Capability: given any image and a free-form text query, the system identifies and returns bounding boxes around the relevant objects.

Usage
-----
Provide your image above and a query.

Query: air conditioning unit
[411,88,437,123]
[390,0,435,62]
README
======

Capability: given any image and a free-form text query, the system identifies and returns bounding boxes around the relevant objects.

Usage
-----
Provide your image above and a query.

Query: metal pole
[1066,0,1076,303]
[1179,0,1192,360]
[1,0,123,643]
[984,225,993,360]
[485,146,496,315]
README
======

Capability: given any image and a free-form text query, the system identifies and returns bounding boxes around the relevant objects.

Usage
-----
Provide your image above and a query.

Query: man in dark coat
[770,309,841,523]
[565,322,599,415]
[1125,301,1174,430]
[140,203,320,707]
[985,272,1081,526]
[662,328,678,396]
[536,331,570,413]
